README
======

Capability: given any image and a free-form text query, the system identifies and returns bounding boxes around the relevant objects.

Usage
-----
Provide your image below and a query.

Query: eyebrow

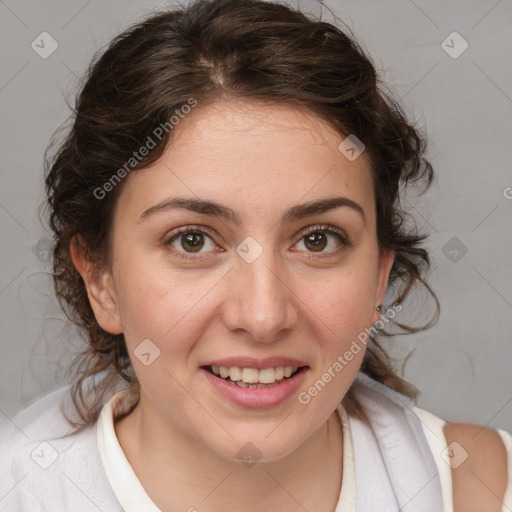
[139,195,366,225]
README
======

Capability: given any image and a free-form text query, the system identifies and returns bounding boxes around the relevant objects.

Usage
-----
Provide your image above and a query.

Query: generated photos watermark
[93,97,198,200]
[298,302,402,405]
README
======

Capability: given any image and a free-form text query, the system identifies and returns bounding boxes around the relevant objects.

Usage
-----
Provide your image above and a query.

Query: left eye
[293,225,349,255]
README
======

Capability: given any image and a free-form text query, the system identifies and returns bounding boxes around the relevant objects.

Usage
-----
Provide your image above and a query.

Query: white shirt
[1,372,511,511]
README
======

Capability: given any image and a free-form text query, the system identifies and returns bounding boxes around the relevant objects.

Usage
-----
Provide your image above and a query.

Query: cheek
[114,273,168,336]
[294,263,380,377]
[300,263,379,328]
[113,260,215,354]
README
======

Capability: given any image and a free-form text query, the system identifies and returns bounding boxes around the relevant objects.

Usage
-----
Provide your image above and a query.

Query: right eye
[164,226,219,261]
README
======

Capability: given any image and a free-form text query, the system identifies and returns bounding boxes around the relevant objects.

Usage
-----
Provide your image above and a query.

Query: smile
[205,365,303,388]
[200,364,309,408]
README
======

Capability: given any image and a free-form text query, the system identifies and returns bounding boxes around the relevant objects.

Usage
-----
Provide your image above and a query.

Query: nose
[221,247,299,343]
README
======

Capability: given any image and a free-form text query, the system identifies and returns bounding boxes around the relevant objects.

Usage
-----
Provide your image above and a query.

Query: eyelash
[164,224,350,261]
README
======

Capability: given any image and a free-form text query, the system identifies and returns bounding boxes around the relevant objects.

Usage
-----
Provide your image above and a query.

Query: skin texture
[443,422,508,512]
[71,98,398,511]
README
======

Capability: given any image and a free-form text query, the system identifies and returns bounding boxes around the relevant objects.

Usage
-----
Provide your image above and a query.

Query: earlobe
[371,249,395,324]
[70,236,124,335]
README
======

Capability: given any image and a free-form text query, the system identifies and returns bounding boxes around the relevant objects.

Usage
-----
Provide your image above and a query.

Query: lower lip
[200,367,309,408]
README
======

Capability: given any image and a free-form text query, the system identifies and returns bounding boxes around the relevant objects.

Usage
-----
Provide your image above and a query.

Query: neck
[115,398,344,512]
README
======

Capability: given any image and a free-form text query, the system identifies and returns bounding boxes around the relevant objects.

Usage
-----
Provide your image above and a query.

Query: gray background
[1,0,511,431]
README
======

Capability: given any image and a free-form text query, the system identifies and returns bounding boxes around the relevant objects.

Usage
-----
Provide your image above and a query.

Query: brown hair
[44,0,439,432]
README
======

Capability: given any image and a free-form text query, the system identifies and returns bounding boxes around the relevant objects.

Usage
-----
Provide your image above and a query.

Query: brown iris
[181,232,205,252]
[304,232,327,252]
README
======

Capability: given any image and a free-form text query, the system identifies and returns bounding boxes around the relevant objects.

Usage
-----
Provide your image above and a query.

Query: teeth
[241,368,259,383]
[210,365,299,384]
[229,367,242,381]
[275,366,284,380]
[258,368,276,384]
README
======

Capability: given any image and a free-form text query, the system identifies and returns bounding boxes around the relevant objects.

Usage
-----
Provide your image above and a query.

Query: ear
[371,248,395,325]
[70,236,124,335]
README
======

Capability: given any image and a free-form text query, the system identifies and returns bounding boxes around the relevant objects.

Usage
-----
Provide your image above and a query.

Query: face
[77,99,394,463]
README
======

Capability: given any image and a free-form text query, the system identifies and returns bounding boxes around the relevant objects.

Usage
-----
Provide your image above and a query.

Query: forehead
[115,99,375,226]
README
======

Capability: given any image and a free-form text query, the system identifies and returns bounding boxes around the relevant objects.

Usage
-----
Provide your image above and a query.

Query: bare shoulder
[443,421,509,512]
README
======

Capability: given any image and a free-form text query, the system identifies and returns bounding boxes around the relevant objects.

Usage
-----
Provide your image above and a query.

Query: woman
[1,0,510,510]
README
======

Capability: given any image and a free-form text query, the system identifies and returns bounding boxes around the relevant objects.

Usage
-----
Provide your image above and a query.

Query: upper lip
[201,357,309,370]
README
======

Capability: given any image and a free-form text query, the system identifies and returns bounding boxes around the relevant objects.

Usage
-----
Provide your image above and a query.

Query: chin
[206,432,300,466]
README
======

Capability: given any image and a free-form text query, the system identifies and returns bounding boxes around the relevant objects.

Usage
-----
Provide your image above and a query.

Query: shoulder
[0,386,102,510]
[1,385,72,455]
[1,385,78,447]
[349,374,511,510]
[443,421,509,512]
[0,385,82,474]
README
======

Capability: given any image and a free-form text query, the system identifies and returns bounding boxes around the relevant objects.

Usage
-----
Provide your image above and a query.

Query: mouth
[201,364,308,388]
[200,357,310,409]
